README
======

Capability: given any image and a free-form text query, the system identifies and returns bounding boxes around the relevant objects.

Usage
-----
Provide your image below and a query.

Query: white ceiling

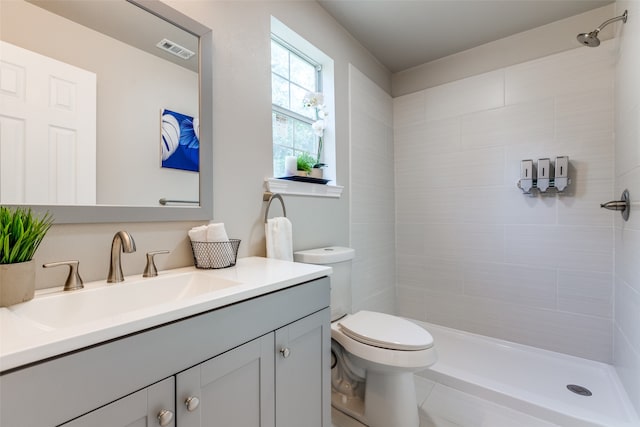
[317,0,613,73]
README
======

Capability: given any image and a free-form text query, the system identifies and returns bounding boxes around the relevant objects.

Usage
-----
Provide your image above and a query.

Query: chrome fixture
[517,156,571,194]
[263,192,287,223]
[577,10,628,47]
[107,231,136,283]
[143,250,170,278]
[601,189,630,221]
[43,260,83,291]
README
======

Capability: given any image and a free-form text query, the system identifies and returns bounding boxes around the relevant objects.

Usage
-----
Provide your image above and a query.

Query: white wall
[393,44,616,363]
[613,0,640,414]
[27,0,391,288]
[348,65,395,314]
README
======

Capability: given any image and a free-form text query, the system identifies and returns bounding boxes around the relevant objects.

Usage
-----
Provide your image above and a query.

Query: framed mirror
[0,0,213,223]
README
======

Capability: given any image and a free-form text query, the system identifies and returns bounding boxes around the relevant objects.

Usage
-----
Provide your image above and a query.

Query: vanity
[0,258,332,427]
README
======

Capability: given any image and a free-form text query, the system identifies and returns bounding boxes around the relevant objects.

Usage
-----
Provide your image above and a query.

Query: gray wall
[30,0,391,288]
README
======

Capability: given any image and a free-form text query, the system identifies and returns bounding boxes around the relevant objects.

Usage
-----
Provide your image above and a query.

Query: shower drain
[567,384,592,396]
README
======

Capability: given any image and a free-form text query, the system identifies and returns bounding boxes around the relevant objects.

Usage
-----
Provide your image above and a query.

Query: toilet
[294,247,436,427]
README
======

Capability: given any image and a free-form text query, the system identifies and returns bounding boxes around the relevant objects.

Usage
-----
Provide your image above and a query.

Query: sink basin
[7,272,241,330]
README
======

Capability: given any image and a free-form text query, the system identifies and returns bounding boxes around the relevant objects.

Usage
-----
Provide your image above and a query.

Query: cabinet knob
[280,347,291,358]
[157,409,174,426]
[185,396,200,412]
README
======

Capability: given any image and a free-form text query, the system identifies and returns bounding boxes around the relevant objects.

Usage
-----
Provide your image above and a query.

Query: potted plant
[296,153,316,176]
[0,207,53,307]
[303,91,328,179]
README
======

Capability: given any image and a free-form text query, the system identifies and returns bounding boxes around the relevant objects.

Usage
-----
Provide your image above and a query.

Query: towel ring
[264,193,287,223]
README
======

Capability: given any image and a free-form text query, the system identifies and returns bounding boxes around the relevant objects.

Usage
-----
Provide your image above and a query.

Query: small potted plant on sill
[0,207,53,307]
[296,153,316,176]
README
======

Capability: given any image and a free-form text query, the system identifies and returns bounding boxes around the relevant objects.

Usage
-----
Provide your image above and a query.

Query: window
[270,37,321,177]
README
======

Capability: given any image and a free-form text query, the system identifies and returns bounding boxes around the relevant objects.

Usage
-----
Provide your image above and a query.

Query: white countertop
[0,257,330,372]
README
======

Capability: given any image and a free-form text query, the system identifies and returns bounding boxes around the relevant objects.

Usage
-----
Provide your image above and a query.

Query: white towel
[206,223,229,242]
[207,223,231,268]
[188,223,231,268]
[265,217,293,261]
[188,225,208,242]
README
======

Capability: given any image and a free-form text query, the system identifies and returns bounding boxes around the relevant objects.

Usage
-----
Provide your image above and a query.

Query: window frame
[271,36,323,177]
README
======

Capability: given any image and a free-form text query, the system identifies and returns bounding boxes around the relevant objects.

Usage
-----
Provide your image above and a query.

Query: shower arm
[593,10,628,34]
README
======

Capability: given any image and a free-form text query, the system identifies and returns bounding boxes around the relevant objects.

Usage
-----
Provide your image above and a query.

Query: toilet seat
[338,311,433,351]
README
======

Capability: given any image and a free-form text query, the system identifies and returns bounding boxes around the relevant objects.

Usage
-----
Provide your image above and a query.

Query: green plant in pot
[296,153,316,176]
[0,207,53,307]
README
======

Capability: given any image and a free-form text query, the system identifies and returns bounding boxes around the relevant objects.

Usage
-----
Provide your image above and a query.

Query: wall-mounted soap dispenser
[517,160,534,194]
[517,156,570,195]
[537,158,551,192]
[554,156,569,192]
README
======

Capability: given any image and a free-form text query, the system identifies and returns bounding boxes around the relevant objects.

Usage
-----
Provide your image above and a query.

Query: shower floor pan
[413,321,639,427]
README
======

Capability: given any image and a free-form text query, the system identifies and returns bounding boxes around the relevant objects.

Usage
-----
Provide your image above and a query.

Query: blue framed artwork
[161,108,199,172]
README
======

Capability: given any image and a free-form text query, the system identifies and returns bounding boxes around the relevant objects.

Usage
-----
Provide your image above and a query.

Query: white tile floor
[332,375,561,427]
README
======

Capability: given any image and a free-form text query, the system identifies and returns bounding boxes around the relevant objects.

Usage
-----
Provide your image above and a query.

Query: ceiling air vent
[156,38,195,60]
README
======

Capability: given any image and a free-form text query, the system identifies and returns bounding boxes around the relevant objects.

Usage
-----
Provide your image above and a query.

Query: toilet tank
[293,247,355,321]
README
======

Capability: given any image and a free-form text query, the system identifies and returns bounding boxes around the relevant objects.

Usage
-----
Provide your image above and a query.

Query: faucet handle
[143,250,170,278]
[43,260,84,291]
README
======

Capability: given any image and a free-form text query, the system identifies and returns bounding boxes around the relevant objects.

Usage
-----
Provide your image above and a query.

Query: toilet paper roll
[285,155,297,176]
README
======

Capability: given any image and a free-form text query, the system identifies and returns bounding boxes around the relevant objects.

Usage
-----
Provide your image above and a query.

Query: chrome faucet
[107,231,136,283]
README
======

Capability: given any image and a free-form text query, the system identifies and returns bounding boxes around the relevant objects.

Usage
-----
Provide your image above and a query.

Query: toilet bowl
[294,247,437,427]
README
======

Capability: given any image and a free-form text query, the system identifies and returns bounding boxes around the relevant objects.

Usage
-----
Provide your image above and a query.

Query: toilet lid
[338,311,434,351]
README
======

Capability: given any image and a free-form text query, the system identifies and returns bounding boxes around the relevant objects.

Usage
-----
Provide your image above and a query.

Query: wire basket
[190,239,241,269]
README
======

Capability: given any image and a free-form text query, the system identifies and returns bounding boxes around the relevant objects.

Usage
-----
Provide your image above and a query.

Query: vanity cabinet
[0,277,330,427]
[176,308,330,427]
[61,377,176,427]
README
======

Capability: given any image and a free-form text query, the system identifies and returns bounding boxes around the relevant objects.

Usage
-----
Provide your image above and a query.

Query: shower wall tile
[615,104,640,176]
[614,326,640,417]
[463,262,557,310]
[460,98,554,150]
[423,223,505,264]
[462,187,557,225]
[557,269,613,318]
[614,0,640,397]
[395,117,461,156]
[396,284,426,321]
[393,91,425,128]
[555,88,614,142]
[349,65,396,315]
[615,277,640,355]
[615,227,640,293]
[422,69,504,122]
[498,304,613,362]
[557,178,613,227]
[504,43,615,105]
[505,225,612,272]
[394,43,615,362]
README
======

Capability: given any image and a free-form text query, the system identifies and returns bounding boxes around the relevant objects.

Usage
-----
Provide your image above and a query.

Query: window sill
[265,178,343,198]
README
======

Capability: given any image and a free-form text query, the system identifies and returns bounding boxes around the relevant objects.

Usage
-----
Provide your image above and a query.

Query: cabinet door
[176,333,275,427]
[275,308,330,427]
[60,377,175,427]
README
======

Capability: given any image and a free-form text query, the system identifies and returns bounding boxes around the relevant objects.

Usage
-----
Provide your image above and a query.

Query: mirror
[0,0,213,223]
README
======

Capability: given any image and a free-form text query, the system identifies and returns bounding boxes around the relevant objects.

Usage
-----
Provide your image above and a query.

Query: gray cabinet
[175,308,330,427]
[0,277,330,427]
[61,377,175,427]
[176,334,275,427]
[276,309,331,427]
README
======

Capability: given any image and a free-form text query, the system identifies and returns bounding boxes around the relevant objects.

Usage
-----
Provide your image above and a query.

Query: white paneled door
[0,41,96,204]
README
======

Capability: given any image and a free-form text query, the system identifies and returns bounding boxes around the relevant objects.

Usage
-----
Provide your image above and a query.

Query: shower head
[577,30,601,47]
[577,10,628,47]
